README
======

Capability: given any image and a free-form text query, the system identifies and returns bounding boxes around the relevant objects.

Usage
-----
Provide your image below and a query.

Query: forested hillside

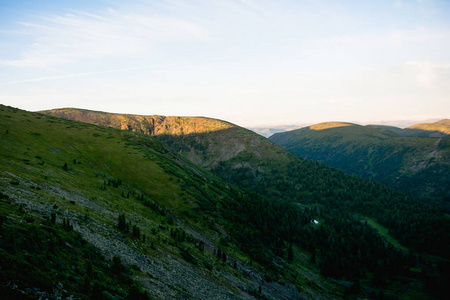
[270,121,450,210]
[4,105,335,299]
[11,106,446,299]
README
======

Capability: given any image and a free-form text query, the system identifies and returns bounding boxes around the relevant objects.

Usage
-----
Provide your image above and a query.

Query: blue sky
[1,0,449,126]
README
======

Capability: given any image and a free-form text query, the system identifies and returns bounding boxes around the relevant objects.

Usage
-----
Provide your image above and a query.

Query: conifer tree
[288,243,294,262]
[118,213,126,231]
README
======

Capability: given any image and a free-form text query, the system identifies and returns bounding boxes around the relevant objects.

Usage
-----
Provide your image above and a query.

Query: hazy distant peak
[407,121,450,137]
[309,121,357,131]
[436,119,450,126]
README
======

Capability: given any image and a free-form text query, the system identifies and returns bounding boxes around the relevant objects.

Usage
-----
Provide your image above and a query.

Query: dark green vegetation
[0,206,147,300]
[2,105,342,299]
[38,107,450,299]
[270,121,450,211]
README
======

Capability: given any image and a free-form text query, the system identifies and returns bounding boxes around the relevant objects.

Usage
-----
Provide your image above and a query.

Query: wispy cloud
[0,7,210,68]
[1,0,449,125]
[0,66,153,86]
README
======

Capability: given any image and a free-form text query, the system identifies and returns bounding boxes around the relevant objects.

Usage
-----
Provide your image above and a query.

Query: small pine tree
[50,212,56,224]
[288,243,294,262]
[311,250,316,264]
[86,261,93,278]
[83,275,90,294]
[217,248,222,260]
[132,225,140,239]
[63,218,73,231]
[111,255,124,277]
[91,282,103,299]
[118,214,126,231]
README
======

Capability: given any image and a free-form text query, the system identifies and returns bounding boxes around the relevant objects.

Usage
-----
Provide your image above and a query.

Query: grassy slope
[270,121,450,207]
[39,108,301,194]
[39,108,235,136]
[37,107,450,298]
[406,121,450,137]
[1,105,345,299]
[436,119,450,126]
[39,109,450,248]
[364,218,409,252]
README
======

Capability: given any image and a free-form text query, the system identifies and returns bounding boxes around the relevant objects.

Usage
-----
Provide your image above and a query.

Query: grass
[1,104,305,298]
[3,105,446,299]
[364,217,410,252]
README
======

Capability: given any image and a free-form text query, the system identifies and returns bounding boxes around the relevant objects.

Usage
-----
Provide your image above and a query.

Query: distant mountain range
[249,119,446,138]
[270,119,450,209]
[248,125,307,138]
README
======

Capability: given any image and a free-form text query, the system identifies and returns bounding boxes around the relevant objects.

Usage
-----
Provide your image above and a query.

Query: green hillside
[6,106,450,299]
[270,121,450,209]
[406,121,450,137]
[40,109,450,257]
[3,105,340,299]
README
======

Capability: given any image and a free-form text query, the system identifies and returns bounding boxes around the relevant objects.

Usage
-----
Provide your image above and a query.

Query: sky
[0,0,449,127]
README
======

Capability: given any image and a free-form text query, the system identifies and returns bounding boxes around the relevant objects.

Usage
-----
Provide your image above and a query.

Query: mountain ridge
[270,119,450,207]
[3,104,327,299]
[40,108,450,256]
[3,105,450,299]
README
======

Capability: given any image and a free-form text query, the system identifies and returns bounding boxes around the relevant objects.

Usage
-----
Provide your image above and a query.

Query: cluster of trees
[118,213,144,241]
[124,127,450,297]
[213,155,450,260]
[0,210,148,300]
[210,188,447,297]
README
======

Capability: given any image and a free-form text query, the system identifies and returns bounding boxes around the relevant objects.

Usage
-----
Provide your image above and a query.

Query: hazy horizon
[1,0,449,127]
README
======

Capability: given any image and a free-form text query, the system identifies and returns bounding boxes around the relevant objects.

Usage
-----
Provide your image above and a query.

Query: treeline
[213,156,450,260]
[201,188,449,298]
[126,129,450,297]
[0,209,149,300]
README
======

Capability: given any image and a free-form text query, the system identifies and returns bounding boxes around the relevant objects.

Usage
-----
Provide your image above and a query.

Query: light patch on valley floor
[364,218,409,252]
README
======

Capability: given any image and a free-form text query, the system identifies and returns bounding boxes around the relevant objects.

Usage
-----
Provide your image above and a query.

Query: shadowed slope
[406,120,450,137]
[40,108,450,261]
[32,106,450,298]
[40,107,292,172]
[270,121,450,207]
[6,105,340,299]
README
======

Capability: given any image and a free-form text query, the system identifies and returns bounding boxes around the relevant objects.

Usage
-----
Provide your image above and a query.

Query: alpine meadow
[1,105,449,299]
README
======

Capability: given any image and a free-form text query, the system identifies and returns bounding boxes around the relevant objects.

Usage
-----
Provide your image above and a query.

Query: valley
[1,105,449,299]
